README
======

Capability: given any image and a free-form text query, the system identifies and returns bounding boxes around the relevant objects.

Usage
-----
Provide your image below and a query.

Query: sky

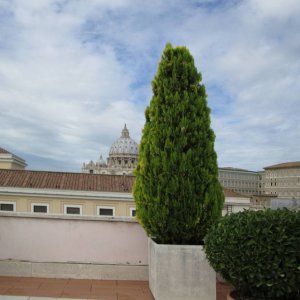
[0,0,299,172]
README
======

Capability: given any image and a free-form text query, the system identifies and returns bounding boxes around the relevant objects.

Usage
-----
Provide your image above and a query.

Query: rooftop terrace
[0,276,232,300]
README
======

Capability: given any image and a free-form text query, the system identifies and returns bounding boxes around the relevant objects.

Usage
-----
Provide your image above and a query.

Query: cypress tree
[133,43,224,245]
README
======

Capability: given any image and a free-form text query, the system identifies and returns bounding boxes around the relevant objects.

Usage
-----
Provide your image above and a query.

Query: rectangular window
[97,206,115,216]
[64,205,82,215]
[0,202,15,212]
[31,203,49,213]
[130,207,136,217]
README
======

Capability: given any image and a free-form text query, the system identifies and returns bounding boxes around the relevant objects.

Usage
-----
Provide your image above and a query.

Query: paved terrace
[0,276,232,300]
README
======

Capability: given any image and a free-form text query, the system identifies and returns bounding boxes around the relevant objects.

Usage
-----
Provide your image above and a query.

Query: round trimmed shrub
[205,209,300,300]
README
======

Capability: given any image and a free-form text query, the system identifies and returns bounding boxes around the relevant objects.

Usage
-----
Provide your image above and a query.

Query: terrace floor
[0,276,232,300]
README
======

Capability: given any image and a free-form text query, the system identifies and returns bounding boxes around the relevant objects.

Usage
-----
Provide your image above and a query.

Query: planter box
[149,238,216,300]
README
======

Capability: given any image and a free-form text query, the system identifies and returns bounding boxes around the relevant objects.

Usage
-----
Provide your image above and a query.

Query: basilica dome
[109,124,138,156]
[82,124,139,175]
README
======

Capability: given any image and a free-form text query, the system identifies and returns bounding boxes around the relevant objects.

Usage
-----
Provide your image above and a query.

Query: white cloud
[0,0,143,169]
[250,0,300,18]
[0,0,299,171]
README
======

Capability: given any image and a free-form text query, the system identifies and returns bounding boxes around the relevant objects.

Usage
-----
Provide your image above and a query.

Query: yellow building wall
[0,161,25,170]
[0,162,14,169]
[0,194,136,217]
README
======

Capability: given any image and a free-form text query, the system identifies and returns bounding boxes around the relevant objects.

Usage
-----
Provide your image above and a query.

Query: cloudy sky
[0,0,299,172]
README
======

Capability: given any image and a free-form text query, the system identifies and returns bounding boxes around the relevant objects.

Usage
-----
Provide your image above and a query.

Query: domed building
[81,124,139,175]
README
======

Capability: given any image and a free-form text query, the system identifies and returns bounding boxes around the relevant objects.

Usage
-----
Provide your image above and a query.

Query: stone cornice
[0,186,133,201]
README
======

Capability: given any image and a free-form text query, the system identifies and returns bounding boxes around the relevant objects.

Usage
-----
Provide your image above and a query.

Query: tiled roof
[223,187,247,198]
[264,161,300,170]
[0,169,245,197]
[0,147,11,154]
[0,169,134,193]
[219,167,256,172]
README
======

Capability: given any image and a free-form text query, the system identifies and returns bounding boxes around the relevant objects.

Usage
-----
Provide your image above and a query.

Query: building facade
[82,125,138,175]
[0,169,251,217]
[263,162,300,199]
[0,169,136,217]
[84,126,300,201]
[222,188,251,215]
[0,147,27,170]
[218,167,261,196]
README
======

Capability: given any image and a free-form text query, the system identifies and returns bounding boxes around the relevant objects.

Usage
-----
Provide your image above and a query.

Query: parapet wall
[0,213,149,279]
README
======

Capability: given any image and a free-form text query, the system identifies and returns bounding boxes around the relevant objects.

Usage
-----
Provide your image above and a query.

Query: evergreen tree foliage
[133,43,224,245]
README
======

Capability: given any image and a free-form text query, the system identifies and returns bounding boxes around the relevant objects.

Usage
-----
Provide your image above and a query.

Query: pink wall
[0,216,148,265]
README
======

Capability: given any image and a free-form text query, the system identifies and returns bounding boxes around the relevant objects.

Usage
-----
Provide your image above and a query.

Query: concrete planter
[148,238,216,300]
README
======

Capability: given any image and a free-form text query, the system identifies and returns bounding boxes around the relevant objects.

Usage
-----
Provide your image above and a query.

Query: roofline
[0,148,11,154]
[0,211,138,222]
[264,162,300,170]
[0,168,135,177]
[219,167,259,173]
[0,186,133,201]
[0,153,27,167]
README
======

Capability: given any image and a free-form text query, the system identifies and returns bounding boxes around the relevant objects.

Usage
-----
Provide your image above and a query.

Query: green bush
[133,43,224,245]
[205,209,300,300]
